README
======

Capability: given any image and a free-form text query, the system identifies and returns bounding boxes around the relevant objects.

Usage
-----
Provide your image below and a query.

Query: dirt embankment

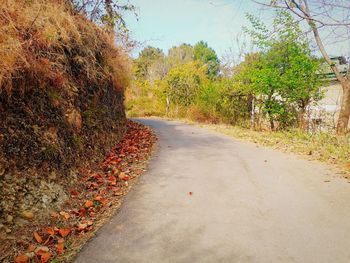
[0,0,130,244]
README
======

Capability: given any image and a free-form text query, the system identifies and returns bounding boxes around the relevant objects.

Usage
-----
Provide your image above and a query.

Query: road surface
[75,118,350,263]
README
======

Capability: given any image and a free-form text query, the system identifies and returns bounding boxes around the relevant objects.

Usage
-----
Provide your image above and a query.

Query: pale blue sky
[125,0,350,59]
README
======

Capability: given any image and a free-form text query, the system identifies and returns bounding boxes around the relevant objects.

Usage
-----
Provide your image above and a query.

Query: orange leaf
[77,223,87,231]
[94,196,103,201]
[84,200,93,208]
[40,252,51,263]
[59,211,70,220]
[27,244,36,252]
[118,172,129,181]
[58,228,71,237]
[107,176,117,186]
[78,207,86,217]
[46,227,55,236]
[70,189,79,196]
[56,239,65,254]
[34,231,43,243]
[14,255,29,263]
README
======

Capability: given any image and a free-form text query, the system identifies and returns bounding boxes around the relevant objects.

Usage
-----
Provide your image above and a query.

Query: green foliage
[168,44,194,67]
[127,14,321,131]
[240,10,321,129]
[134,46,165,79]
[193,41,220,78]
[166,62,208,107]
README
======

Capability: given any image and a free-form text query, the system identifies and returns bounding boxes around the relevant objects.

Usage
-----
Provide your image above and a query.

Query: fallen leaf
[84,200,94,208]
[40,252,51,263]
[56,239,65,254]
[78,207,86,217]
[119,172,129,181]
[77,223,88,231]
[58,228,71,237]
[34,231,42,243]
[43,236,53,246]
[107,175,117,186]
[14,255,29,263]
[35,246,49,255]
[59,211,70,220]
[27,244,36,252]
[70,189,79,196]
[94,196,103,201]
[46,227,55,236]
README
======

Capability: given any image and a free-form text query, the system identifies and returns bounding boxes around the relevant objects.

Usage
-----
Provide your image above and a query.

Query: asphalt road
[75,118,350,263]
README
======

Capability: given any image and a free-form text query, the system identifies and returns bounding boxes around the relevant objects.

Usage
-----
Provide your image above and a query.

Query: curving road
[75,118,350,263]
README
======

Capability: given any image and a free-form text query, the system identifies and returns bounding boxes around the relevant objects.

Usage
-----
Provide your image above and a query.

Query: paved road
[75,119,350,263]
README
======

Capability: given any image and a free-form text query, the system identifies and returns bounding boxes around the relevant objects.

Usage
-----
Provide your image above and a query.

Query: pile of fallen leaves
[3,121,156,263]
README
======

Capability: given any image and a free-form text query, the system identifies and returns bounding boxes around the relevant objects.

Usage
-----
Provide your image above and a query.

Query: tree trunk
[337,81,350,134]
[269,116,275,131]
[300,0,350,135]
[298,109,305,130]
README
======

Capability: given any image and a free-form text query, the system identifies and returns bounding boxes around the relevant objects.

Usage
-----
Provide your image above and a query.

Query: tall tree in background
[193,41,220,79]
[253,0,350,135]
[134,46,165,79]
[168,44,194,67]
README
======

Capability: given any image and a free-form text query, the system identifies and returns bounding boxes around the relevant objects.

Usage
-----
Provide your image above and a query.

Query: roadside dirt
[1,121,156,263]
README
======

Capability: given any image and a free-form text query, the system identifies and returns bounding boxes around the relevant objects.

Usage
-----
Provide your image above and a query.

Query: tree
[241,11,321,130]
[193,41,220,78]
[166,62,208,108]
[167,44,194,67]
[252,0,350,134]
[68,0,136,48]
[134,46,165,80]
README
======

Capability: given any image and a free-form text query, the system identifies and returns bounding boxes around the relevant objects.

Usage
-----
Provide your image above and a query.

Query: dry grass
[193,122,350,173]
[0,0,131,93]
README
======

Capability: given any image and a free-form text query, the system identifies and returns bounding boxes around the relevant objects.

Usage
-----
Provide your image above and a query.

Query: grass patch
[196,122,350,173]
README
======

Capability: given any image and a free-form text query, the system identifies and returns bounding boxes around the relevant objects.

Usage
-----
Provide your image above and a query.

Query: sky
[124,0,350,59]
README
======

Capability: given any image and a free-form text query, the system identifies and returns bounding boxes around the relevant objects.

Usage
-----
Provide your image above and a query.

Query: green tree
[167,44,194,67]
[134,46,165,79]
[241,11,321,130]
[166,62,208,108]
[193,41,220,79]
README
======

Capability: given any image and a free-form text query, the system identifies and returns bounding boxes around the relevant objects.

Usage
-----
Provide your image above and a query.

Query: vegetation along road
[75,119,350,263]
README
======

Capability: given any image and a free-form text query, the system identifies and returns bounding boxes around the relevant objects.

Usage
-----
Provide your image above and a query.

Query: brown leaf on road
[58,228,71,237]
[46,227,55,236]
[59,211,70,220]
[40,252,51,263]
[118,172,129,181]
[56,239,65,254]
[34,231,43,243]
[84,200,94,208]
[14,255,29,263]
[77,223,88,232]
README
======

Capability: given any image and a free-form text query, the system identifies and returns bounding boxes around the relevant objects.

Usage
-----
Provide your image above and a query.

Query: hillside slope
[0,0,131,249]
